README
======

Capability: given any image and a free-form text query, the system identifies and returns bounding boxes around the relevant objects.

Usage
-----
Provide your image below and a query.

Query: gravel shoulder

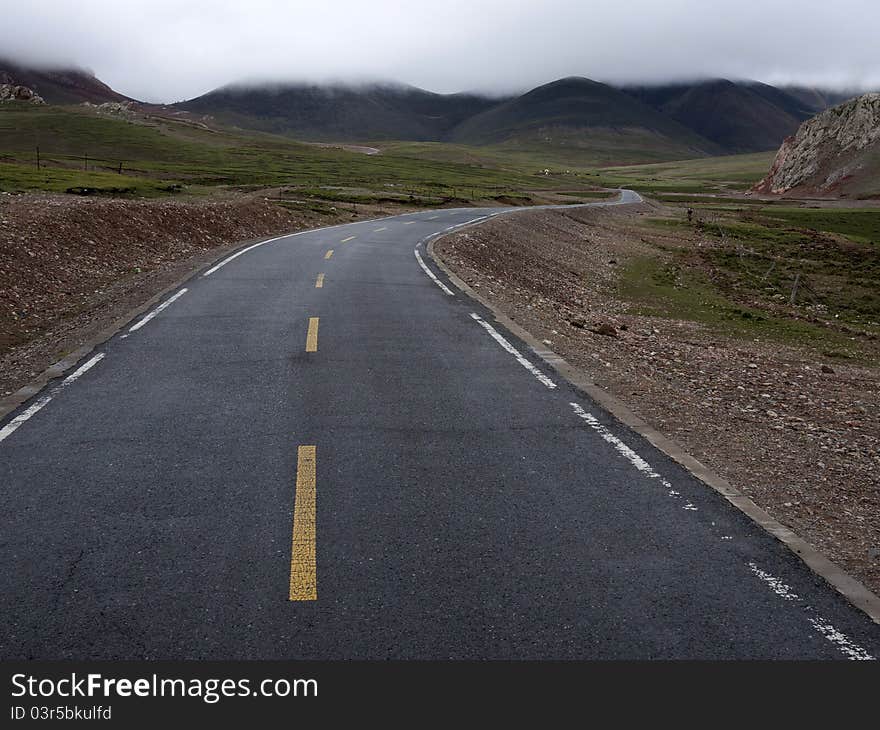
[434,202,880,597]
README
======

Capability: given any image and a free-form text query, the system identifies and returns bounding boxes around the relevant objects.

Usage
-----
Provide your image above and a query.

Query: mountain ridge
[2,58,870,162]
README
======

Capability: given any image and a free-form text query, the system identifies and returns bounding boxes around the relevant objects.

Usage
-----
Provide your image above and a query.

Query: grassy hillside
[0,103,574,204]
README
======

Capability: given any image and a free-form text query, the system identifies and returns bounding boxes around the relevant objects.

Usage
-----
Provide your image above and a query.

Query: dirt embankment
[0,192,370,396]
[434,203,880,597]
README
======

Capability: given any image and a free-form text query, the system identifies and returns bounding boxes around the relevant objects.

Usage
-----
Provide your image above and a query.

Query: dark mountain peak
[448,76,719,157]
[624,78,816,152]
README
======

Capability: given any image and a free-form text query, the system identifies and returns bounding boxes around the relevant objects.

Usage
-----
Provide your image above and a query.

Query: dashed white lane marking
[747,562,800,601]
[374,227,388,232]
[570,403,697,511]
[0,353,105,444]
[427,216,439,220]
[807,618,875,661]
[469,313,556,389]
[747,562,874,660]
[414,250,455,295]
[128,288,188,334]
[403,221,416,225]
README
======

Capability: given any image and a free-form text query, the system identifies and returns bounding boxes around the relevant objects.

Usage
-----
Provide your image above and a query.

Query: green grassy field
[0,104,783,204]
[620,204,880,359]
[0,105,562,204]
[587,152,775,194]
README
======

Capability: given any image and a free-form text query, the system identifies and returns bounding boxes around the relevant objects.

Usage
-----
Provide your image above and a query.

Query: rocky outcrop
[755,93,880,196]
[81,100,136,118]
[0,83,44,104]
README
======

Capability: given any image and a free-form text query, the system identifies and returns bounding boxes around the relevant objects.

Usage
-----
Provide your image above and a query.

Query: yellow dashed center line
[315,273,324,288]
[324,249,334,259]
[305,317,319,352]
[341,235,356,243]
[289,445,317,601]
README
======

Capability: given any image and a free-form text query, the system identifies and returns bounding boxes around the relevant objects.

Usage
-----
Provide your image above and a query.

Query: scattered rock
[0,84,44,104]
[591,322,618,338]
[821,364,835,374]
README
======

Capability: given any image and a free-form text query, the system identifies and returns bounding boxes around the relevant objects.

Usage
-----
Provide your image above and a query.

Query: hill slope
[755,93,880,198]
[177,82,498,141]
[0,58,133,105]
[447,77,721,161]
[625,79,813,152]
[779,86,862,114]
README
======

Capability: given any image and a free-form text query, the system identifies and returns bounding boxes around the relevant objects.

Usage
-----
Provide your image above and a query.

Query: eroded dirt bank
[434,203,880,597]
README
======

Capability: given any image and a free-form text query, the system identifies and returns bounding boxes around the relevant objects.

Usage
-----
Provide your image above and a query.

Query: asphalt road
[1,191,878,659]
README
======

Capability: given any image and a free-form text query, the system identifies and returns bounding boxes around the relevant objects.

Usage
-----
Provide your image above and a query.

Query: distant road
[1,191,878,659]
[308,141,381,155]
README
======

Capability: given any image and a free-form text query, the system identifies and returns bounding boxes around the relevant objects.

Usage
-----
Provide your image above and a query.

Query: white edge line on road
[0,395,53,443]
[470,313,556,389]
[202,236,286,277]
[569,398,874,659]
[747,562,874,660]
[570,402,698,511]
[128,288,188,333]
[414,249,454,295]
[64,353,106,383]
[0,352,105,444]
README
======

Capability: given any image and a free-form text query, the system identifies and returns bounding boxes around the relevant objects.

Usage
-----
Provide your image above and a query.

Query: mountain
[624,79,814,153]
[0,58,133,105]
[447,77,720,158]
[754,93,880,198]
[176,82,499,141]
[3,57,870,166]
[779,86,862,114]
[178,76,720,162]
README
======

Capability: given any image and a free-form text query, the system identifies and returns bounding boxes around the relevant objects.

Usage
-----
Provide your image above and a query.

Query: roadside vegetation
[622,203,880,361]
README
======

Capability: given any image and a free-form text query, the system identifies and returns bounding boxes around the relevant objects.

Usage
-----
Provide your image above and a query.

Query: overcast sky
[5,0,879,102]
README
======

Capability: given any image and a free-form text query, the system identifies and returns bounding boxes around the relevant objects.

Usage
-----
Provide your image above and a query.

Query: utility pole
[790,273,800,305]
[35,146,40,170]
[118,161,123,175]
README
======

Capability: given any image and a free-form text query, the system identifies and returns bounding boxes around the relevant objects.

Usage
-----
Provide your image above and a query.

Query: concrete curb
[427,220,880,626]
